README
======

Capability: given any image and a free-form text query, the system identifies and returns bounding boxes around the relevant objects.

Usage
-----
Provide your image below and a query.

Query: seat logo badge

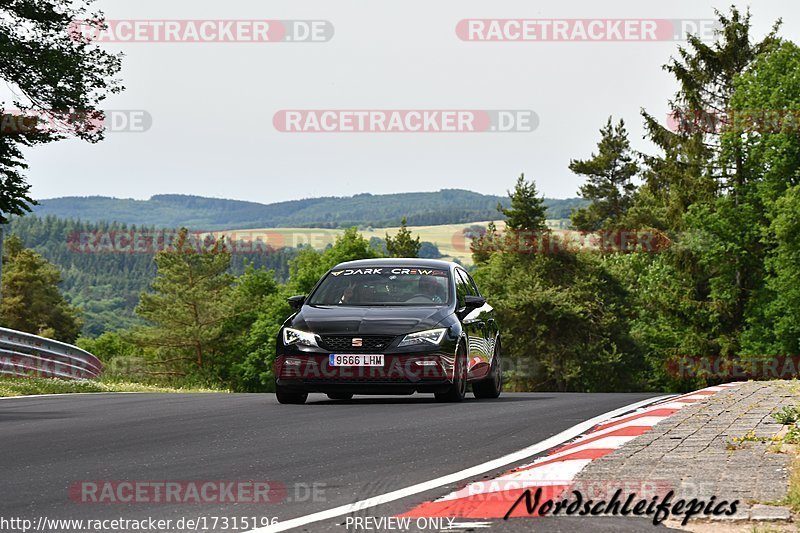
[352,338,363,347]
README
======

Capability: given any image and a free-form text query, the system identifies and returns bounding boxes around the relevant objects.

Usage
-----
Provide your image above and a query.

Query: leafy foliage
[132,229,238,378]
[475,177,643,391]
[225,228,384,391]
[6,215,299,336]
[570,118,639,231]
[12,5,800,398]
[0,0,123,222]
[0,235,82,342]
[498,174,548,233]
[385,217,421,258]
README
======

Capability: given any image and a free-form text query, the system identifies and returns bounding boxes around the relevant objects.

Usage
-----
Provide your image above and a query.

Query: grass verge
[0,376,229,397]
[783,451,800,512]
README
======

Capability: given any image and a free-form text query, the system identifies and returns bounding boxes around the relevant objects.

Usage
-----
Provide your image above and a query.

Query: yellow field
[211,219,569,264]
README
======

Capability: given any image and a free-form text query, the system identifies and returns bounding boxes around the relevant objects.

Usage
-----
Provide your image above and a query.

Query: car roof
[331,258,458,271]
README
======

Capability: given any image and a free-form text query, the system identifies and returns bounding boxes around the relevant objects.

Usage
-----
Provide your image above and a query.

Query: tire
[473,340,502,399]
[326,393,353,401]
[276,385,308,405]
[435,343,467,403]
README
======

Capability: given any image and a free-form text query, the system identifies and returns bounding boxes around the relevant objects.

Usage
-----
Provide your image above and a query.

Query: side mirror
[464,295,486,310]
[458,295,486,318]
[287,295,306,310]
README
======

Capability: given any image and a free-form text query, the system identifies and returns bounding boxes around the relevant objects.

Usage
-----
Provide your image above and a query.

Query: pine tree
[636,7,780,230]
[385,217,421,258]
[570,118,639,231]
[624,7,783,366]
[499,174,548,233]
[0,235,82,342]
[133,229,235,375]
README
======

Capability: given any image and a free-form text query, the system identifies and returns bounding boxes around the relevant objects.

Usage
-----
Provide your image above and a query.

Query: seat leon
[274,259,502,404]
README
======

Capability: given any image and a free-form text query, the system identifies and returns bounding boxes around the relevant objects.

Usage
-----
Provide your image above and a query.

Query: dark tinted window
[454,269,471,308]
[462,270,482,297]
[456,269,477,297]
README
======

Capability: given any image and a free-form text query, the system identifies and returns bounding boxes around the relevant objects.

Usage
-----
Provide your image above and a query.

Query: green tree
[570,118,639,231]
[219,264,280,390]
[473,176,643,391]
[133,229,236,377]
[230,227,383,391]
[473,240,642,392]
[729,42,800,355]
[617,7,783,373]
[471,221,500,264]
[0,235,82,342]
[0,0,123,298]
[634,7,780,231]
[747,187,800,355]
[498,174,548,233]
[288,227,382,294]
[385,217,421,258]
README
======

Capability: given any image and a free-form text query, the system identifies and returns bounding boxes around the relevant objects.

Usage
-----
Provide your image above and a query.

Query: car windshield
[307,267,451,306]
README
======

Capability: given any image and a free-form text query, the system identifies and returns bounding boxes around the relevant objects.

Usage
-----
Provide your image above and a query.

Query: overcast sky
[16,0,800,203]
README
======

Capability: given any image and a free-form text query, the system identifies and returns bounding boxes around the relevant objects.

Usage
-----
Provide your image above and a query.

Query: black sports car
[274,258,502,404]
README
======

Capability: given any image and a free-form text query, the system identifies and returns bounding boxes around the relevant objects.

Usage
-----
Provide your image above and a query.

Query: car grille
[319,335,395,353]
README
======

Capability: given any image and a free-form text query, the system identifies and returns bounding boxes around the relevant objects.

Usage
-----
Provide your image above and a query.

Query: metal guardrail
[0,327,103,380]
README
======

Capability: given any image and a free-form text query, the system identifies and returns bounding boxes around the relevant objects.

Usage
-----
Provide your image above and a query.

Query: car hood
[291,305,451,336]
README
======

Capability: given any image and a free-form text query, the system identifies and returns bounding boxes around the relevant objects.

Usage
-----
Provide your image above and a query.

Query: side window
[463,271,482,297]
[457,269,477,296]
[454,270,470,308]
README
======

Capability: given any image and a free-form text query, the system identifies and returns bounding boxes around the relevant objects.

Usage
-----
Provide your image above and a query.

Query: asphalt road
[0,392,676,532]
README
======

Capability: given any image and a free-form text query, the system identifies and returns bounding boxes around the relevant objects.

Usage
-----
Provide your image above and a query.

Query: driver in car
[418,275,446,304]
[340,281,372,304]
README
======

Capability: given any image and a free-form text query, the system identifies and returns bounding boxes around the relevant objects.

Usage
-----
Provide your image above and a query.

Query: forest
[2,8,798,394]
[32,190,585,229]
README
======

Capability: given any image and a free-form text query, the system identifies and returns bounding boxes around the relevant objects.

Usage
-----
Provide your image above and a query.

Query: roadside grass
[784,452,800,512]
[726,429,783,451]
[764,385,800,513]
[0,376,229,397]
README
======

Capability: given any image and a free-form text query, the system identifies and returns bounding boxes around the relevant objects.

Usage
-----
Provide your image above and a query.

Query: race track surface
[0,392,671,532]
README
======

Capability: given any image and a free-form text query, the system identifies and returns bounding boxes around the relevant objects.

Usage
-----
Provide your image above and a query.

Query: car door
[463,270,497,362]
[455,269,490,379]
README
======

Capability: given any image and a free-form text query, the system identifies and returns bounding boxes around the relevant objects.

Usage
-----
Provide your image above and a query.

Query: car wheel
[473,340,502,399]
[276,385,308,405]
[435,343,467,403]
[326,393,353,401]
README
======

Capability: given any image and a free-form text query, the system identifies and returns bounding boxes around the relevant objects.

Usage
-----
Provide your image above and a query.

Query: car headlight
[283,327,319,347]
[398,328,447,348]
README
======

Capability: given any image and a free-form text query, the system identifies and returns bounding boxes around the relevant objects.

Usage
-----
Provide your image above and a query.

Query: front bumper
[274,349,457,394]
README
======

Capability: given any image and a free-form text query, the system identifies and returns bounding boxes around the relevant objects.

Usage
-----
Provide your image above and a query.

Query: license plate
[329,354,384,367]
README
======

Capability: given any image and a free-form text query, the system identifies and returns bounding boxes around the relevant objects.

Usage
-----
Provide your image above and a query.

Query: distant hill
[32,190,587,230]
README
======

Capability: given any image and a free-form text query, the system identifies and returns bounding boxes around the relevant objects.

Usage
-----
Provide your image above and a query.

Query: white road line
[243,394,674,533]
